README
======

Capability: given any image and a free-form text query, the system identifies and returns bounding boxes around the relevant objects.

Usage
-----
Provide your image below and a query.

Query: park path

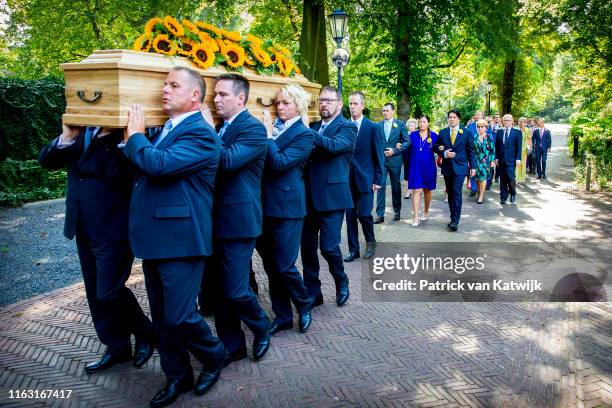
[0,124,609,407]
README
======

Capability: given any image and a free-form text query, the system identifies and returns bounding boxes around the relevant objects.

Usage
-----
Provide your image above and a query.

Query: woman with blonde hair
[256,84,314,335]
[472,119,496,204]
[517,117,531,183]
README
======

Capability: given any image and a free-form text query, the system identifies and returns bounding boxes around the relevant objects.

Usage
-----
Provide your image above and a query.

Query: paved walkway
[0,125,610,407]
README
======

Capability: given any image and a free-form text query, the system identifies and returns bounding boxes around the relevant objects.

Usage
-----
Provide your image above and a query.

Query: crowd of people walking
[38,67,553,407]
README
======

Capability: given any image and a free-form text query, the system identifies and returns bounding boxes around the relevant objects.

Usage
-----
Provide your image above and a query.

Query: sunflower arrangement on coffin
[133,16,301,77]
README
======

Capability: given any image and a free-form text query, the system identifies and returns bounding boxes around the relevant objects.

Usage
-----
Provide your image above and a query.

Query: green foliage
[569,109,611,190]
[0,76,65,161]
[0,159,66,207]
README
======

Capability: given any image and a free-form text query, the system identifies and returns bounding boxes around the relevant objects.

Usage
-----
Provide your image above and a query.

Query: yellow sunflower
[273,43,291,57]
[251,46,273,67]
[177,38,197,56]
[244,54,256,66]
[247,34,264,46]
[222,42,246,69]
[220,29,241,42]
[295,65,302,75]
[215,38,227,54]
[191,45,215,70]
[182,19,199,35]
[144,17,164,35]
[195,21,222,37]
[198,32,219,52]
[163,16,184,37]
[132,34,152,52]
[152,34,177,56]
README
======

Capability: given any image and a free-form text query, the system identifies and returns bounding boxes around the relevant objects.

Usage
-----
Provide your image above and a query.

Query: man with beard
[302,86,357,307]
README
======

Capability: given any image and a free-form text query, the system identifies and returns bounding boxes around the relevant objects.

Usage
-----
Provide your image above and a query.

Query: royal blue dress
[408,130,438,190]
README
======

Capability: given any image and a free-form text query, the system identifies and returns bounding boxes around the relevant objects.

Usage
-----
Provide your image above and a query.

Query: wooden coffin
[61,49,321,127]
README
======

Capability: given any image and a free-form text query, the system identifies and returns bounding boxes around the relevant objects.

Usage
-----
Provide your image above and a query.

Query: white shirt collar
[170,110,199,129]
[225,108,247,125]
[283,115,302,129]
[352,115,364,128]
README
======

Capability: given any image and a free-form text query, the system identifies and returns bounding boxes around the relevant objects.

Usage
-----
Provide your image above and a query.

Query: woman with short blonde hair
[278,84,311,123]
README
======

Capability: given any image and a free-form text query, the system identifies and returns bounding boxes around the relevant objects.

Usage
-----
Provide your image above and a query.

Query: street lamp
[486,81,493,116]
[327,9,349,95]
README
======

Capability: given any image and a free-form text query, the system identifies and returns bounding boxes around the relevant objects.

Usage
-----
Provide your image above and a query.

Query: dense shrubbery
[569,107,611,191]
[0,76,66,206]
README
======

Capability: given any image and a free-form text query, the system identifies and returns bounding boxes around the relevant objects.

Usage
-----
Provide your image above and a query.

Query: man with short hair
[434,109,477,232]
[495,114,522,205]
[532,118,552,179]
[208,73,271,367]
[375,103,409,223]
[302,86,357,307]
[344,91,384,262]
[123,67,226,407]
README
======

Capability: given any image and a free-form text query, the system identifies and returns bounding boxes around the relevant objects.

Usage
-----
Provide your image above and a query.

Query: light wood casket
[61,49,321,127]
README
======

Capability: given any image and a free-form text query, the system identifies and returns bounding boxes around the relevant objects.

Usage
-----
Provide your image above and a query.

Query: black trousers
[143,257,225,381]
[376,163,402,218]
[499,164,517,201]
[76,224,154,354]
[443,173,466,225]
[346,188,375,254]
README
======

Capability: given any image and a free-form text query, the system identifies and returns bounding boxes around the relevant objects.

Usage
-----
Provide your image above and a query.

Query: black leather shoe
[222,348,247,368]
[469,191,477,197]
[194,351,224,396]
[311,293,324,307]
[336,284,350,307]
[298,309,312,333]
[500,200,507,205]
[85,349,131,374]
[150,378,194,408]
[543,175,546,179]
[510,195,516,204]
[393,213,400,221]
[343,252,360,262]
[374,217,384,224]
[133,341,155,368]
[269,320,293,335]
[448,223,458,232]
[253,332,270,362]
[363,245,375,259]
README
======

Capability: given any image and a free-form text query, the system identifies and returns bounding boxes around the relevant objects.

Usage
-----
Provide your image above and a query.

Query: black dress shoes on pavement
[311,293,324,307]
[374,217,384,224]
[336,283,350,307]
[363,245,375,259]
[269,319,293,335]
[510,195,516,204]
[343,252,360,262]
[448,222,458,232]
[253,331,270,361]
[298,308,312,333]
[393,213,400,221]
[133,341,155,368]
[85,349,132,374]
[222,348,247,368]
[194,350,225,396]
[150,377,194,408]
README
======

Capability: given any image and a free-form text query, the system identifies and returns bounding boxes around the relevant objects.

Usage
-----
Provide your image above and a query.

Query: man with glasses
[375,103,409,223]
[302,86,357,307]
[495,114,522,205]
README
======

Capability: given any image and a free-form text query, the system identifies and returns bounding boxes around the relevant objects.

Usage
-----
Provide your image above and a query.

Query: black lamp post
[486,81,493,116]
[327,9,349,95]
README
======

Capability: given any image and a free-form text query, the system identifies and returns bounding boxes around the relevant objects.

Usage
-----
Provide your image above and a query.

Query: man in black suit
[532,118,552,179]
[496,114,522,205]
[39,126,155,375]
[434,109,477,232]
[302,86,357,308]
[344,91,384,262]
[375,103,409,223]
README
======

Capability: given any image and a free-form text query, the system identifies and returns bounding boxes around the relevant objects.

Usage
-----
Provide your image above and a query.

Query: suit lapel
[221,110,249,145]
[275,120,302,150]
[156,112,201,149]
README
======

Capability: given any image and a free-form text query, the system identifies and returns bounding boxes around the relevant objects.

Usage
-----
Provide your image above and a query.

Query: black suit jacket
[378,118,409,167]
[38,128,133,241]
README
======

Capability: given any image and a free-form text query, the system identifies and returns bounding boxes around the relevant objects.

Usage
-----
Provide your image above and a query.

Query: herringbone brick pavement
[0,125,609,407]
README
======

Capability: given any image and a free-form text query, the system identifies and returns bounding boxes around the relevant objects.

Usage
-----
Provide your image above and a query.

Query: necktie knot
[272,118,285,138]
[319,123,328,134]
[218,121,230,138]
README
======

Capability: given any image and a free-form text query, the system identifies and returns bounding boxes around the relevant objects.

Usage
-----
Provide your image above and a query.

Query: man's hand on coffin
[125,104,146,143]
[60,122,83,144]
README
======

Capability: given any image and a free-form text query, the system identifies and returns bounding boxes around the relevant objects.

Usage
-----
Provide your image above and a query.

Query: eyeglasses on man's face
[318,98,339,104]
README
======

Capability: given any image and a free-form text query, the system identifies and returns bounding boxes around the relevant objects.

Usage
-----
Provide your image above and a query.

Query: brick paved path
[0,125,610,407]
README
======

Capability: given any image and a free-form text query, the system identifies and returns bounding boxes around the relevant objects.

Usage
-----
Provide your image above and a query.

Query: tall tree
[298,0,329,86]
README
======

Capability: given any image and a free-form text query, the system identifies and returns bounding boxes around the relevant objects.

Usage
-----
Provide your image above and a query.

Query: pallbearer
[257,84,314,335]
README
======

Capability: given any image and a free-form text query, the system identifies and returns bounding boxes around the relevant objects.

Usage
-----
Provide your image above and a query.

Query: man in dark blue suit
[122,67,226,407]
[257,84,314,336]
[208,74,271,366]
[39,126,156,375]
[375,103,409,223]
[344,91,383,262]
[495,114,522,205]
[434,109,477,232]
[302,86,357,307]
[532,118,552,179]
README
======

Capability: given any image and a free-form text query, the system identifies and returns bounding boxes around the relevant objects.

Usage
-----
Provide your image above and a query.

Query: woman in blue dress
[408,115,438,226]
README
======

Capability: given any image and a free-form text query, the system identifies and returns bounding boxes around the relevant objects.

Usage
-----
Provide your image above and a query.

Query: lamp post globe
[327,9,349,96]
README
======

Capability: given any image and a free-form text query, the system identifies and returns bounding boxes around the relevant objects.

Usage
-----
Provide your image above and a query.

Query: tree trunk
[501,59,516,114]
[395,2,411,120]
[299,0,329,87]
